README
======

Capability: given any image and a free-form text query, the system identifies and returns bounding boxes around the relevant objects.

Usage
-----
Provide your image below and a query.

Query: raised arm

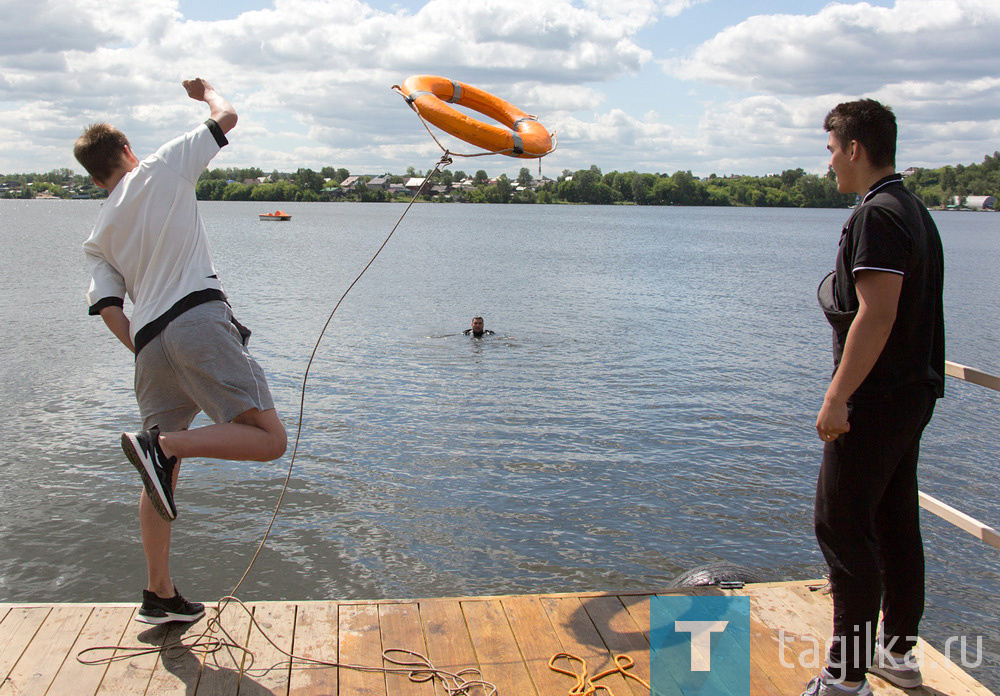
[182,78,238,134]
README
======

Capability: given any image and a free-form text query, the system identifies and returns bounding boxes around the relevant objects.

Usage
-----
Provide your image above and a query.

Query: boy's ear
[848,139,864,162]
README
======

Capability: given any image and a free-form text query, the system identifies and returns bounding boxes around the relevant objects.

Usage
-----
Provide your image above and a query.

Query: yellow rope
[549,652,651,696]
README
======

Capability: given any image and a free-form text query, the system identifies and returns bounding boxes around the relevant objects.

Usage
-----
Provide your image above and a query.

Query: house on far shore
[952,195,996,210]
[366,176,390,192]
[404,177,427,192]
[339,176,361,190]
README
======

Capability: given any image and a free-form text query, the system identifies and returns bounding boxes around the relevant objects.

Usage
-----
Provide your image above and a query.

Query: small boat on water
[259,210,291,221]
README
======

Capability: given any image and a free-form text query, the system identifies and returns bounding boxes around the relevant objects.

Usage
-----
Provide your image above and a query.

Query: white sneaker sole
[869,665,923,689]
[121,433,176,521]
[135,609,205,625]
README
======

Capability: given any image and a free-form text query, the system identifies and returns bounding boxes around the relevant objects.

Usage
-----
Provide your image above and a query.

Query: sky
[2,0,998,179]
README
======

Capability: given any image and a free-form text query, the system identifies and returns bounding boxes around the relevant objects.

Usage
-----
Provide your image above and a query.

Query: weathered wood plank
[417,599,480,696]
[241,602,296,695]
[286,602,338,696]
[141,619,209,696]
[338,603,386,696]
[462,599,538,696]
[195,601,255,696]
[377,603,434,696]
[580,594,652,695]
[0,607,50,686]
[93,609,169,695]
[500,596,571,696]
[0,605,90,696]
[45,606,134,696]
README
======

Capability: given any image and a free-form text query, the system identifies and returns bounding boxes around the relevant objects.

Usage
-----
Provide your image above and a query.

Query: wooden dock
[1,580,993,695]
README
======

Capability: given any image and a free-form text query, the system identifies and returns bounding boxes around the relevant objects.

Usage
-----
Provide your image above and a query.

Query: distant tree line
[4,152,998,208]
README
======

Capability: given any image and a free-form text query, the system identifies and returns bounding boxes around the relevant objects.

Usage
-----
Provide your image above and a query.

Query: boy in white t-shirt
[75,79,287,624]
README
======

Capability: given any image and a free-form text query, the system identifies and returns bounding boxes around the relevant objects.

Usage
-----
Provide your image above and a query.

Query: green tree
[294,168,324,194]
[222,182,252,201]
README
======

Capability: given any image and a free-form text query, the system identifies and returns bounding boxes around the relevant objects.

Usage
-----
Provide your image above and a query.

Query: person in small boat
[75,78,286,626]
[805,99,944,696]
[463,316,494,337]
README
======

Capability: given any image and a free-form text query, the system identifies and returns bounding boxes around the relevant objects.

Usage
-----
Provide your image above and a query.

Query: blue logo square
[650,595,758,696]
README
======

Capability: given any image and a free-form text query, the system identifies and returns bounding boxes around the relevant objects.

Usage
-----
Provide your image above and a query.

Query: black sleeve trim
[89,296,124,316]
[205,119,229,148]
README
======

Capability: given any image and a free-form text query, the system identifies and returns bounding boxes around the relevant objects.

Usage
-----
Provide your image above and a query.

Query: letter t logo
[674,621,729,671]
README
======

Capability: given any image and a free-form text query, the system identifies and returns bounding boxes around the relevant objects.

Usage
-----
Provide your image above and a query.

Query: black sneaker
[136,587,205,625]
[121,426,177,521]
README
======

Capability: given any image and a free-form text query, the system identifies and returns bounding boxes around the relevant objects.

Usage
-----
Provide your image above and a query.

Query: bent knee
[255,431,287,462]
[269,433,288,461]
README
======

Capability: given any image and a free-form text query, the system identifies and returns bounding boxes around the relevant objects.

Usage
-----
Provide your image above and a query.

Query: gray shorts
[135,301,275,432]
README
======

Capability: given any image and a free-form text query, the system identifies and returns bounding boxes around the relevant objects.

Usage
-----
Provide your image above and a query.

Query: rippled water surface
[1,200,997,687]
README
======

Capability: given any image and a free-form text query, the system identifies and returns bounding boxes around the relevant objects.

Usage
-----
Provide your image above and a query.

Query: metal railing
[918,361,1000,549]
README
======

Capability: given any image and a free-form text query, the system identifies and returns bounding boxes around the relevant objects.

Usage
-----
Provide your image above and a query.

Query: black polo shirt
[830,174,945,398]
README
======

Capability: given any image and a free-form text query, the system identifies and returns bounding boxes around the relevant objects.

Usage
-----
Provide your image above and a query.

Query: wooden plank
[0,607,50,685]
[541,595,650,696]
[500,596,574,696]
[581,595,652,691]
[338,603,386,696]
[141,619,209,696]
[378,603,434,696]
[620,594,652,642]
[418,599,480,696]
[286,602,339,696]
[195,600,255,696]
[461,599,537,696]
[919,492,1000,549]
[946,360,1000,392]
[0,605,90,696]
[45,606,134,696]
[911,638,994,696]
[237,602,296,695]
[92,609,169,695]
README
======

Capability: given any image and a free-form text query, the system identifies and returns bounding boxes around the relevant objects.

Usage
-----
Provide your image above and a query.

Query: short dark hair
[823,99,896,169]
[74,123,132,184]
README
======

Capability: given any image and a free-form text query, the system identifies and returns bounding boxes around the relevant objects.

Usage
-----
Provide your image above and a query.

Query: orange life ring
[399,75,553,159]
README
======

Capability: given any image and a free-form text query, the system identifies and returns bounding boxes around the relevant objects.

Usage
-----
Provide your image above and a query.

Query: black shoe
[136,587,205,625]
[121,425,177,521]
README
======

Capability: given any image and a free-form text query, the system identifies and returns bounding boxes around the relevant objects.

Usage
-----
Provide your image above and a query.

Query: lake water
[0,200,997,688]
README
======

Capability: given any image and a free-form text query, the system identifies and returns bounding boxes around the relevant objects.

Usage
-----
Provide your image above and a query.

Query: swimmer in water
[462,316,494,338]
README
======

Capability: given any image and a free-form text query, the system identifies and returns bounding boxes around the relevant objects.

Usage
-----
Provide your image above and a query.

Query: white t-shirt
[84,121,228,353]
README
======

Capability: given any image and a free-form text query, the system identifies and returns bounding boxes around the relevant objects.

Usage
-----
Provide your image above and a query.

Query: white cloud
[666,0,1000,95]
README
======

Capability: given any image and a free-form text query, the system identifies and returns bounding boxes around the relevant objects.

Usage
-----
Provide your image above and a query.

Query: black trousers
[814,382,937,682]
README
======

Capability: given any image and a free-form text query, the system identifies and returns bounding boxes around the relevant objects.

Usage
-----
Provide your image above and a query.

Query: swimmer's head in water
[471,316,485,336]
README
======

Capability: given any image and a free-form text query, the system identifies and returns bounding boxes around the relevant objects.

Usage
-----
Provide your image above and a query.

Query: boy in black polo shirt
[805,99,944,696]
